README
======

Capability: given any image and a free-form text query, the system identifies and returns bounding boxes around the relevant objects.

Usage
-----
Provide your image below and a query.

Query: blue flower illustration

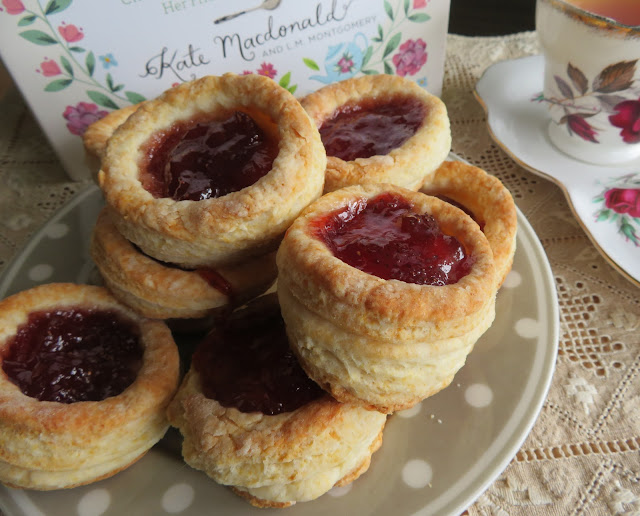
[99,53,118,69]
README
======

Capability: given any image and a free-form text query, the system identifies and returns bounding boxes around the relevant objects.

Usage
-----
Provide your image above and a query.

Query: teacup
[536,0,640,165]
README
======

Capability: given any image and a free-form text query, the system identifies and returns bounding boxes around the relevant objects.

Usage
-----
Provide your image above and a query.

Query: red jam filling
[435,194,485,231]
[319,96,425,161]
[193,296,324,415]
[142,111,278,201]
[312,193,475,286]
[2,308,143,404]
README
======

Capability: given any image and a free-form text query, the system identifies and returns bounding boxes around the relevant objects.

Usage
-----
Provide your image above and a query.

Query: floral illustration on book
[2,0,298,137]
[593,173,640,247]
[303,0,431,84]
[2,0,147,136]
[533,59,640,144]
[241,62,298,95]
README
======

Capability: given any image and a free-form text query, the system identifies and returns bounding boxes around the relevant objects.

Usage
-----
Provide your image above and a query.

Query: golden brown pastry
[420,160,517,287]
[83,103,142,162]
[100,73,326,269]
[167,295,386,507]
[83,103,143,182]
[0,283,180,490]
[90,207,277,321]
[301,74,451,193]
[277,183,496,413]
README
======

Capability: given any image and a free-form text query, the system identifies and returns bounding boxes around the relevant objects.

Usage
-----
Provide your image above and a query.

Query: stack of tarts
[89,73,326,325]
[0,72,517,508]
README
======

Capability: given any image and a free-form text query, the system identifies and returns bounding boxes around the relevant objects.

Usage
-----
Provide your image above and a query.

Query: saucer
[475,54,640,288]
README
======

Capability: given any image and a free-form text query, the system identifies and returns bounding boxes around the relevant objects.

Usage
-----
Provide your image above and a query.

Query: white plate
[0,185,558,516]
[475,54,640,288]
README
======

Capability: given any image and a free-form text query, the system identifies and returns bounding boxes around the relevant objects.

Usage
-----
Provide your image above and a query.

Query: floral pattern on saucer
[535,60,640,144]
[593,173,640,246]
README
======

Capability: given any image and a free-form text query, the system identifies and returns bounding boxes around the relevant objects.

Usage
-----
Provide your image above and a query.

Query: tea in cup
[536,0,640,165]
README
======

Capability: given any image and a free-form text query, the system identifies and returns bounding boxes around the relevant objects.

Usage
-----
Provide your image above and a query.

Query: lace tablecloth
[1,32,639,515]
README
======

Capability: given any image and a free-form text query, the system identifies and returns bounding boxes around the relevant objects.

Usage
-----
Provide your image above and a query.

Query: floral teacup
[536,0,640,165]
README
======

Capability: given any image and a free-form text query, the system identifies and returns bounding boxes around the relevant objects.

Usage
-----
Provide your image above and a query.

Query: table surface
[1,13,639,516]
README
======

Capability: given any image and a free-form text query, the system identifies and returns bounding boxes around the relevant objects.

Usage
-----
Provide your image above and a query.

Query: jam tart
[0,283,179,490]
[90,207,277,321]
[167,295,386,508]
[301,74,451,193]
[277,183,497,413]
[99,73,326,269]
[420,160,518,288]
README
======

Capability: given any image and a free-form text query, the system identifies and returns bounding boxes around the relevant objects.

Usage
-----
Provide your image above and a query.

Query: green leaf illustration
[20,30,57,46]
[362,69,379,75]
[87,90,119,110]
[592,196,605,203]
[596,209,611,222]
[279,72,291,88]
[44,78,72,92]
[408,13,431,22]
[384,0,394,20]
[303,58,320,71]
[86,51,95,77]
[288,85,297,95]
[404,0,410,15]
[60,55,73,76]
[18,15,36,26]
[620,219,640,245]
[383,33,402,59]
[69,46,85,53]
[45,0,72,15]
[362,46,373,68]
[125,91,147,104]
[384,60,393,75]
[377,24,384,39]
[106,73,124,92]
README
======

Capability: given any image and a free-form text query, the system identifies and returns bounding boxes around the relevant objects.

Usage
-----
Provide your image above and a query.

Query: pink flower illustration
[609,98,640,144]
[58,23,84,43]
[336,54,354,74]
[39,58,61,77]
[392,39,428,77]
[566,114,598,143]
[241,70,253,75]
[63,102,108,136]
[257,62,277,79]
[413,0,428,8]
[2,0,24,14]
[604,188,640,218]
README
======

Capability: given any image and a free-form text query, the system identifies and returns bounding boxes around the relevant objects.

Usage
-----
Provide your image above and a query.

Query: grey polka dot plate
[0,183,559,516]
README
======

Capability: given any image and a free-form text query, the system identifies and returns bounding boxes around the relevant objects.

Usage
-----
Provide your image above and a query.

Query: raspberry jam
[313,193,475,286]
[319,96,425,161]
[193,296,324,415]
[2,308,143,403]
[142,111,278,201]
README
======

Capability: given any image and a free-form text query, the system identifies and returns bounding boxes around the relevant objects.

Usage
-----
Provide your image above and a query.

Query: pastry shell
[99,73,326,269]
[83,103,143,181]
[301,74,451,193]
[277,183,497,413]
[420,160,517,288]
[0,283,180,490]
[90,207,277,320]
[167,367,386,508]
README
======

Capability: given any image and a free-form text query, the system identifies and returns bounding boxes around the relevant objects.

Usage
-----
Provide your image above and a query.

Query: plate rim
[474,54,640,289]
[0,180,559,516]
